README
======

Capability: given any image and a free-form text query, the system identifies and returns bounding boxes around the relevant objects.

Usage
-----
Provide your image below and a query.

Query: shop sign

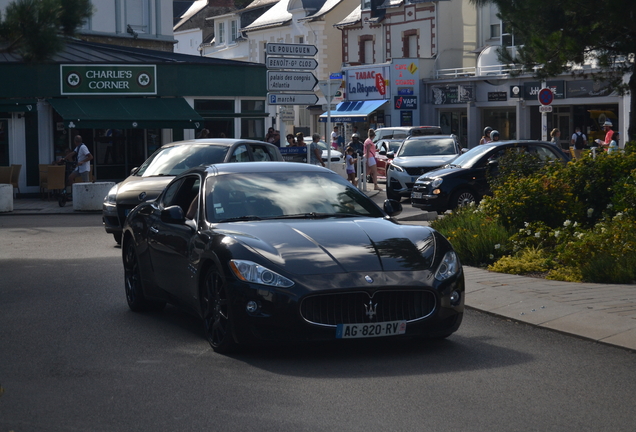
[566,80,615,98]
[394,96,417,109]
[431,85,473,105]
[345,66,390,101]
[523,81,564,100]
[510,85,522,98]
[397,87,414,95]
[488,92,508,101]
[61,65,157,95]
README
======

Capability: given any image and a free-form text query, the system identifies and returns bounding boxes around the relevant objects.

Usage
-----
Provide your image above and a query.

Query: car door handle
[149,226,159,233]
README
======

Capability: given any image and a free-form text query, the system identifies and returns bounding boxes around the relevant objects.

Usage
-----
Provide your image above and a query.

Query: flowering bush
[433,143,636,284]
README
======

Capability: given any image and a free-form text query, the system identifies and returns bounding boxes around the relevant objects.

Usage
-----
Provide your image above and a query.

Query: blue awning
[319,100,388,123]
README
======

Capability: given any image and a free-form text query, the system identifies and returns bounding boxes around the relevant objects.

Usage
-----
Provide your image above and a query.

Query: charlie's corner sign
[61,64,157,95]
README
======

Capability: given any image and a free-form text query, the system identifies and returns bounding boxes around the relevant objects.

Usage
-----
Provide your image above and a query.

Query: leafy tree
[0,0,93,62]
[469,0,636,140]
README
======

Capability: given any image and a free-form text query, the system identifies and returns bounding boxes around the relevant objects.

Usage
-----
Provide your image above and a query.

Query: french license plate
[335,321,407,339]
[411,192,423,199]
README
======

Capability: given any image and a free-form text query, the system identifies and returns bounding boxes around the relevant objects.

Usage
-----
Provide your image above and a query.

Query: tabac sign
[61,65,157,95]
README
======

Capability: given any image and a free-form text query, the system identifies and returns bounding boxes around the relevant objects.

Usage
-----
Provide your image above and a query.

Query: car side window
[229,145,249,162]
[162,175,201,218]
[533,145,559,161]
[249,144,273,161]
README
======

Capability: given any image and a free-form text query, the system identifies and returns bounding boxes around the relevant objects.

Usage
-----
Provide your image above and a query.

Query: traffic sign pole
[539,83,552,141]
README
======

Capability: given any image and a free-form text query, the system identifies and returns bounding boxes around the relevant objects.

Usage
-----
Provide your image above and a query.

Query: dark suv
[103,139,282,244]
[410,140,571,214]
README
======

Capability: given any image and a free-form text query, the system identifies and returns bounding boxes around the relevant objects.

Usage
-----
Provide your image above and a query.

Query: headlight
[230,260,294,288]
[389,164,404,173]
[435,251,459,281]
[431,177,443,188]
[104,184,118,204]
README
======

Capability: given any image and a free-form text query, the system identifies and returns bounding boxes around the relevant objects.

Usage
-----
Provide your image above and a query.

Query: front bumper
[226,269,465,345]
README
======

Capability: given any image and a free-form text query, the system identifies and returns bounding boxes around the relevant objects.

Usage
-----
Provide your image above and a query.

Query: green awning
[0,99,38,112]
[48,97,204,129]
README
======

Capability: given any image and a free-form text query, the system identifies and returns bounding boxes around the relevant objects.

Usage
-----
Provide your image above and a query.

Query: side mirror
[130,167,139,175]
[379,150,387,156]
[387,151,395,159]
[161,205,186,224]
[383,199,403,217]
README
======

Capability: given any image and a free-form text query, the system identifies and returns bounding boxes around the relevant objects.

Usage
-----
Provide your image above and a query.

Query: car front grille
[405,166,441,176]
[300,290,436,326]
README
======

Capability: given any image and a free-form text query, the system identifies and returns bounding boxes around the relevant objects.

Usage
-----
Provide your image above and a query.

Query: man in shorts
[67,135,93,185]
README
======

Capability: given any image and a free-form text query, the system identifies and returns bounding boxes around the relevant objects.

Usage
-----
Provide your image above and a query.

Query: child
[345,146,357,187]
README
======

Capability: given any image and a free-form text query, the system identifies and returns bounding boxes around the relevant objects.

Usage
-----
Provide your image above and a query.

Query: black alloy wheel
[450,189,477,209]
[123,240,165,312]
[201,268,236,353]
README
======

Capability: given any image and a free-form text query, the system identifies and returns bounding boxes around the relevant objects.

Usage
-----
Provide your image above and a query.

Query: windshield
[397,138,457,157]
[447,144,496,168]
[135,145,229,177]
[205,171,385,222]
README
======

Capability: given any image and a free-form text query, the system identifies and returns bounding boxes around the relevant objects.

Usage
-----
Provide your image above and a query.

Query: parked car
[375,139,402,179]
[102,139,283,244]
[411,140,571,214]
[386,135,463,201]
[121,162,464,353]
[373,126,442,142]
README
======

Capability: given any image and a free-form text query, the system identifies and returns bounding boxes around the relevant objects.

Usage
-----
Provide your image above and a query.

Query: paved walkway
[3,197,636,352]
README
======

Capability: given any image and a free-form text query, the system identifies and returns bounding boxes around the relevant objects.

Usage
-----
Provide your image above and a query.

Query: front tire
[123,240,165,312]
[201,268,237,354]
[450,189,478,210]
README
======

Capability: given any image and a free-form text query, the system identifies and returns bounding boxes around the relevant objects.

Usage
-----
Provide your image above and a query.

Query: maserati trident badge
[364,300,377,320]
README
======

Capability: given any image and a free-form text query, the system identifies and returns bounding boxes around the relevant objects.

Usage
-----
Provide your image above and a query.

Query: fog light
[246,301,259,313]
[433,189,441,195]
[450,291,461,306]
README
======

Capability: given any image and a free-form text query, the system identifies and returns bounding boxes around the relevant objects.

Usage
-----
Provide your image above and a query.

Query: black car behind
[411,140,571,214]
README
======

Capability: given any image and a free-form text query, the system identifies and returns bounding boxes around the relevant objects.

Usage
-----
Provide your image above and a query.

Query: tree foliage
[0,0,93,62]
[469,0,636,140]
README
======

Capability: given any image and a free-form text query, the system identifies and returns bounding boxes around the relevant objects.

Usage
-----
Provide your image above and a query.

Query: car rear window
[136,145,229,177]
[398,138,457,157]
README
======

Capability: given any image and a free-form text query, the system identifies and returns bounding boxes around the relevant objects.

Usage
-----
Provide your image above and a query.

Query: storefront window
[241,100,265,113]
[194,99,234,113]
[241,118,265,140]
[483,109,516,141]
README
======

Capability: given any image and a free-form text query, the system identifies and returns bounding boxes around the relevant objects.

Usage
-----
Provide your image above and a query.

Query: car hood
[417,165,466,180]
[217,218,436,274]
[392,155,457,168]
[116,176,173,203]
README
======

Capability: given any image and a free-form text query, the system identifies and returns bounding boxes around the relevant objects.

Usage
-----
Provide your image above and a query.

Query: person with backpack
[570,126,587,160]
[66,135,93,185]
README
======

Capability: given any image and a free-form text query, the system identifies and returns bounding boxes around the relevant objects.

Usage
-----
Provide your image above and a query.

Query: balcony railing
[435,64,527,79]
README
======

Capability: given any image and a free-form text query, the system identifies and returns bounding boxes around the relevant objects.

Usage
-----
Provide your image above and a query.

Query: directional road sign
[266,57,318,70]
[266,43,318,57]
[318,79,343,102]
[267,71,318,92]
[268,93,319,105]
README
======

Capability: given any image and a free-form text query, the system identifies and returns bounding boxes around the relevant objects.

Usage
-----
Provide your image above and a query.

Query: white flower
[489,254,494,259]
[575,232,584,239]
[607,203,613,209]
[601,227,607,233]
[526,230,532,236]
[524,222,529,227]
[495,244,501,250]
[587,208,594,218]
[563,220,572,227]
[554,230,561,237]
[573,222,578,227]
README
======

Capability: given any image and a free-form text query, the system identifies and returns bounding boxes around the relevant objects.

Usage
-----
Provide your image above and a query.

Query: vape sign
[394,96,417,110]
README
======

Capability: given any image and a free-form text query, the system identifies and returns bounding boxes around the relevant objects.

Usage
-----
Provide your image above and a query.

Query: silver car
[386,135,462,201]
[103,139,283,244]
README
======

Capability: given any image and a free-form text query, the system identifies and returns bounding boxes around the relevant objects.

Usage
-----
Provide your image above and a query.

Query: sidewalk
[4,196,636,352]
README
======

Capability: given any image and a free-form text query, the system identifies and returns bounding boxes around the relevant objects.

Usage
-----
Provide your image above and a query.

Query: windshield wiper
[266,212,358,220]
[217,215,263,222]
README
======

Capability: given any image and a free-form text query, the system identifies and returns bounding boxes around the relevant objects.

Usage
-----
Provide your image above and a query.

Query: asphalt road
[1,214,635,432]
